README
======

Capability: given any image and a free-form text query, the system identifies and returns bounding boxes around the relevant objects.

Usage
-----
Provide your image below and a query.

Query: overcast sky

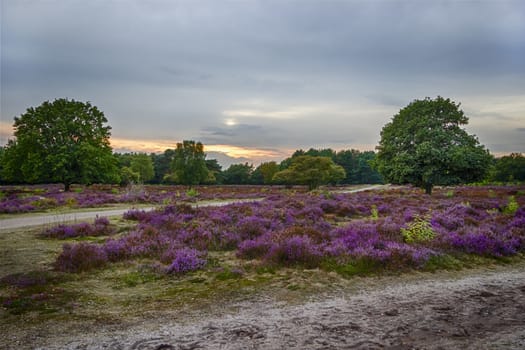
[1,0,524,166]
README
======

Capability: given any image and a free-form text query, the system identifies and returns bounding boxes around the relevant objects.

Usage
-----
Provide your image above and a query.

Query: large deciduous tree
[373,96,492,194]
[273,155,345,190]
[1,98,119,191]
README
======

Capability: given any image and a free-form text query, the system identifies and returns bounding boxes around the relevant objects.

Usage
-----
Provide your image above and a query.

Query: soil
[9,262,524,350]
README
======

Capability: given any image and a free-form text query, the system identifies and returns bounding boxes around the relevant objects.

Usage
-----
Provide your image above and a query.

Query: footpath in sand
[25,262,525,350]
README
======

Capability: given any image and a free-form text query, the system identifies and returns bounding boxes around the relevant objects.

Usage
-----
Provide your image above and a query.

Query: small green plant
[503,196,519,215]
[370,205,379,220]
[445,190,454,198]
[186,188,199,197]
[401,215,435,243]
[65,197,77,207]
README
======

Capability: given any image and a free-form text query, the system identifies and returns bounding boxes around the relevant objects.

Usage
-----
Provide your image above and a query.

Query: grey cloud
[2,0,524,159]
[516,128,525,132]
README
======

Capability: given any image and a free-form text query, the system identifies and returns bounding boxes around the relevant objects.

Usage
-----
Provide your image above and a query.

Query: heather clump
[40,216,115,239]
[166,248,207,274]
[265,235,322,267]
[55,243,108,272]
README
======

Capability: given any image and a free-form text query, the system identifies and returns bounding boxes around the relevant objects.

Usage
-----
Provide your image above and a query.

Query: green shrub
[401,215,435,243]
[503,196,519,215]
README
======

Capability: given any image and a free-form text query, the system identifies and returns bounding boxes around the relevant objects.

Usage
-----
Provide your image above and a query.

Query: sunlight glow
[0,121,15,144]
[110,137,286,162]
[224,118,237,126]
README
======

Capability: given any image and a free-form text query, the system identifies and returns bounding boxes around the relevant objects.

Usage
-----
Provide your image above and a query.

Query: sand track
[34,264,525,350]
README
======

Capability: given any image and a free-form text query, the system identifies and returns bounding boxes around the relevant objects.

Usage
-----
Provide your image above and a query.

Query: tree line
[1,98,524,192]
[113,143,383,189]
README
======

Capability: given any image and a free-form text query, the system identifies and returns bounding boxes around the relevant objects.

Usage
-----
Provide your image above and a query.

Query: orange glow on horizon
[110,137,287,161]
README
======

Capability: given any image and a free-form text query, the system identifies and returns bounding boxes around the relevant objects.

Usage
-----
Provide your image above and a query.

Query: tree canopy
[171,140,209,187]
[373,96,492,194]
[222,163,254,185]
[273,155,345,190]
[1,98,119,190]
[491,153,525,182]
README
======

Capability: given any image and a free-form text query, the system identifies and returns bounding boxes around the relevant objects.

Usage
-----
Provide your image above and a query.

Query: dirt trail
[0,199,261,231]
[30,263,525,350]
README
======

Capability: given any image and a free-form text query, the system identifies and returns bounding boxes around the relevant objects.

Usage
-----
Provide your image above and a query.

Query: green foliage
[205,159,223,184]
[401,216,435,243]
[335,149,383,184]
[130,153,155,182]
[492,153,525,182]
[503,196,519,215]
[222,163,254,184]
[119,166,140,186]
[422,254,462,272]
[255,161,280,185]
[373,96,492,194]
[186,188,199,197]
[171,140,209,187]
[151,149,176,184]
[1,98,119,190]
[273,155,345,190]
[280,148,382,184]
[370,205,379,220]
[321,257,382,277]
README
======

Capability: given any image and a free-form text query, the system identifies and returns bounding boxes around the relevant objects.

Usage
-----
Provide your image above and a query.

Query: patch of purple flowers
[166,248,207,274]
[40,216,115,239]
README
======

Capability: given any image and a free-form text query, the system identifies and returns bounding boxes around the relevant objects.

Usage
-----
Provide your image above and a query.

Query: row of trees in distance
[1,98,524,192]
[113,142,382,189]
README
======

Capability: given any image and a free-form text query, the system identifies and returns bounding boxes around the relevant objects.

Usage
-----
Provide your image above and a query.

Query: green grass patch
[320,257,382,278]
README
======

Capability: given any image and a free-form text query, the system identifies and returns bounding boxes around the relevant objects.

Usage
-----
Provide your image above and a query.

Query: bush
[401,216,435,243]
[166,248,207,274]
[55,243,108,272]
[265,235,322,267]
[40,216,115,239]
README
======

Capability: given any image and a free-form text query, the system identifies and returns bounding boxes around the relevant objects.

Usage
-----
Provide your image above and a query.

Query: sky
[1,0,524,167]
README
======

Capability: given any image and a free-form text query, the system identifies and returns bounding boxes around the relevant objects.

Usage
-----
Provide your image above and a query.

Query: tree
[373,96,492,194]
[130,153,155,182]
[256,161,280,184]
[205,159,223,184]
[171,140,209,187]
[1,98,119,191]
[492,153,525,182]
[222,163,253,184]
[335,149,383,184]
[151,149,176,184]
[273,155,345,190]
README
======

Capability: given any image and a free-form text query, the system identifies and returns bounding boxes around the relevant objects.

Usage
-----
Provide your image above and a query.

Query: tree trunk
[424,183,432,195]
[64,182,71,192]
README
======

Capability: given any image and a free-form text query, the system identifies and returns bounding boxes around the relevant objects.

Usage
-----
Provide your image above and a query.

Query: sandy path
[32,264,525,350]
[0,199,264,231]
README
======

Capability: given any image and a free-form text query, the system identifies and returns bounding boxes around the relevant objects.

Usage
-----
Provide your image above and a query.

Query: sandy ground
[20,263,524,350]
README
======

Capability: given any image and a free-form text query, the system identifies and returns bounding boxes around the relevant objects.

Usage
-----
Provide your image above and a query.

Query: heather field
[1,185,524,349]
[0,184,299,215]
